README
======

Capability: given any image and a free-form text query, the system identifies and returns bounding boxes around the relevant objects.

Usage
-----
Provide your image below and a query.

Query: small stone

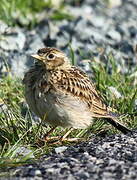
[102,142,111,149]
[90,29,105,43]
[128,26,137,38]
[108,0,122,8]
[115,25,125,36]
[67,174,76,180]
[56,31,70,48]
[29,168,35,177]
[16,146,34,158]
[106,29,121,42]
[66,7,84,17]
[109,159,117,165]
[8,52,33,78]
[35,170,42,176]
[76,171,90,179]
[46,168,56,173]
[36,20,50,40]
[108,86,123,98]
[28,33,45,53]
[16,146,35,158]
[125,151,132,156]
[102,172,114,179]
[0,21,8,34]
[49,21,60,39]
[83,151,89,156]
[116,41,134,54]
[127,138,136,145]
[96,159,104,164]
[90,15,106,28]
[70,37,83,51]
[0,29,26,50]
[55,146,68,154]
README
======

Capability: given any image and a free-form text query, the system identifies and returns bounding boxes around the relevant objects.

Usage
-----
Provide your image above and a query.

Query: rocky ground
[0,0,137,179]
[3,130,137,180]
[0,0,137,77]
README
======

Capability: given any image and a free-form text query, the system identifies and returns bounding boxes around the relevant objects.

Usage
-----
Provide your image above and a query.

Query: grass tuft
[0,0,72,27]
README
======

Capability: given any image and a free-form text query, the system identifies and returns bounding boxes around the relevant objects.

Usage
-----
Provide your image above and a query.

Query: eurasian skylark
[23,47,131,141]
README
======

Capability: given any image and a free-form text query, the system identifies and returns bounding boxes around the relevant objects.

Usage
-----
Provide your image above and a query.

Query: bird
[23,47,131,142]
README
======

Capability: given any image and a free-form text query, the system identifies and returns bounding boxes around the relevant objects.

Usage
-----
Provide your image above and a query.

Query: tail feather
[106,116,132,134]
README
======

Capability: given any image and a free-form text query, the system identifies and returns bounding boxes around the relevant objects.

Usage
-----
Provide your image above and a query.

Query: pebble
[106,29,121,41]
[55,146,68,154]
[0,29,26,51]
[90,15,106,28]
[8,52,32,78]
[36,20,50,40]
[16,146,35,158]
[34,170,42,176]
[108,86,123,99]
[108,0,122,8]
[27,33,45,53]
[56,31,70,48]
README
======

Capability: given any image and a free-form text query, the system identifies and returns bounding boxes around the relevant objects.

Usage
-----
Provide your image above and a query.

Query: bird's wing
[50,66,109,117]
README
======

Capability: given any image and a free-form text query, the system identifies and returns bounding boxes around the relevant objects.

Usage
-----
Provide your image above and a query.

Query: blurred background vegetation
[0,0,73,27]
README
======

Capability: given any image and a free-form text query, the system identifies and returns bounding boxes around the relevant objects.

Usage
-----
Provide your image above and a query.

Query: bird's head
[31,47,70,70]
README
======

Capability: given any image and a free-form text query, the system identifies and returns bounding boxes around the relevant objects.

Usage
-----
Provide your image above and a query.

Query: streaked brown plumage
[23,47,131,135]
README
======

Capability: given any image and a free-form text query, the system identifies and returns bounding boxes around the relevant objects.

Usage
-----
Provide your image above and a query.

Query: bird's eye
[47,53,55,60]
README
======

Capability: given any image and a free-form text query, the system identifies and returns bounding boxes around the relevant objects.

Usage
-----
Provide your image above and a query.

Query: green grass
[0,0,49,26]
[0,53,137,171]
[0,0,73,28]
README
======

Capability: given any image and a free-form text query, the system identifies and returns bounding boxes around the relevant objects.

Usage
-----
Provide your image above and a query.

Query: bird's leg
[59,127,73,141]
[46,127,74,144]
[42,127,85,145]
[43,126,57,141]
[43,127,73,144]
[59,128,84,143]
[36,126,59,146]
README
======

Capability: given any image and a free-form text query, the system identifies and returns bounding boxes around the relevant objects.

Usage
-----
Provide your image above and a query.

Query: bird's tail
[106,113,132,134]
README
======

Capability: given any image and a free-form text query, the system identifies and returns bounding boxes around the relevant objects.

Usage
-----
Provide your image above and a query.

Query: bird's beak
[31,54,42,60]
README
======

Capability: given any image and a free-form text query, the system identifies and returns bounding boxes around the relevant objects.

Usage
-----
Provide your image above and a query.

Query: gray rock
[76,171,90,179]
[16,146,34,158]
[49,21,60,39]
[8,52,33,78]
[128,26,137,38]
[70,37,83,51]
[34,170,42,177]
[90,15,106,28]
[117,40,134,54]
[0,28,26,51]
[0,21,8,34]
[27,33,45,53]
[36,20,50,40]
[106,29,121,42]
[56,31,70,48]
